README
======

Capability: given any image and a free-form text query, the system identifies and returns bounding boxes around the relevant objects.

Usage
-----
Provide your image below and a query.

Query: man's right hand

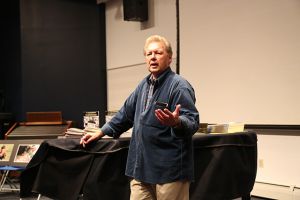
[80,130,104,147]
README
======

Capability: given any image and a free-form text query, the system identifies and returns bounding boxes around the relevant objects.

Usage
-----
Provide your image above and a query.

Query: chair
[0,165,41,200]
[0,166,25,192]
[0,139,43,200]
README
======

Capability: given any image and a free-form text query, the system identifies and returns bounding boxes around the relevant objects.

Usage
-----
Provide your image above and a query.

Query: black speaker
[123,0,148,22]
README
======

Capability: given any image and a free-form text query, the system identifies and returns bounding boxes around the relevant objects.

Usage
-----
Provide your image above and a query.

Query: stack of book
[84,127,101,134]
[207,122,245,134]
[64,128,86,138]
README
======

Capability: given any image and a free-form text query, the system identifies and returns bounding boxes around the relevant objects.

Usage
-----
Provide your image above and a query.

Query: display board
[180,0,300,124]
[0,139,42,167]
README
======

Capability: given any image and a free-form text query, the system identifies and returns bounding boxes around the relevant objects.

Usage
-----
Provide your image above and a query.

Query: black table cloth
[20,131,257,200]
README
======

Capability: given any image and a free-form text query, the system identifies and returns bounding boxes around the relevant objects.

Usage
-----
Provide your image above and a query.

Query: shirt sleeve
[170,81,200,138]
[101,83,141,138]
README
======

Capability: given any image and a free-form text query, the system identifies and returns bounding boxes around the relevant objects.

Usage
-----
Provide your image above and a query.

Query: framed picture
[0,143,15,165]
[0,139,43,167]
[14,144,40,164]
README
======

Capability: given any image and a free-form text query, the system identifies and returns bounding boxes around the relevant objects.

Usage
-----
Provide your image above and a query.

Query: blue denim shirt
[101,68,199,184]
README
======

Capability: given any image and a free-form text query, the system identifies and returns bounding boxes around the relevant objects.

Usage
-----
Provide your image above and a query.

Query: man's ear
[168,55,172,65]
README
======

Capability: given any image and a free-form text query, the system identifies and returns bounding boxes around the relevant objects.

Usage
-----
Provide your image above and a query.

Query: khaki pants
[130,179,190,200]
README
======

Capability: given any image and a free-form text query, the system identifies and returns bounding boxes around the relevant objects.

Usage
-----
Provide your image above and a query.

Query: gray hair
[144,35,173,56]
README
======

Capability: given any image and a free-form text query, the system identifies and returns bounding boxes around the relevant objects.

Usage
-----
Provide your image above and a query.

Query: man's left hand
[155,104,181,127]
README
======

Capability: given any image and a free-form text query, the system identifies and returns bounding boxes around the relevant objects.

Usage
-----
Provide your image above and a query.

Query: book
[207,122,244,134]
[105,111,117,123]
[83,111,99,129]
[65,128,85,136]
[64,128,85,138]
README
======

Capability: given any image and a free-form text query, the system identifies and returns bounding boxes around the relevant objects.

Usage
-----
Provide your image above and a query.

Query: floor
[0,190,272,200]
[0,174,272,200]
[0,192,270,200]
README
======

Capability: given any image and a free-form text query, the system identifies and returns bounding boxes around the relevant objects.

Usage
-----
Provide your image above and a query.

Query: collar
[147,67,172,86]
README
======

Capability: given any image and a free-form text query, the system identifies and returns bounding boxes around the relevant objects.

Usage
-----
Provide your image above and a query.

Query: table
[20,131,257,200]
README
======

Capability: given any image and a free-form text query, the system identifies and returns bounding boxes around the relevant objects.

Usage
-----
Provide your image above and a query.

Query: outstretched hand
[155,104,181,127]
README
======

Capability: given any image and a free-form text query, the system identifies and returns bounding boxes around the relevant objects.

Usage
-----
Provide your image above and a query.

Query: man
[80,35,199,200]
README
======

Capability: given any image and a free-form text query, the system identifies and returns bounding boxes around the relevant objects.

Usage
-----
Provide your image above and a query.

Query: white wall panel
[107,60,177,110]
[106,0,177,111]
[180,0,300,125]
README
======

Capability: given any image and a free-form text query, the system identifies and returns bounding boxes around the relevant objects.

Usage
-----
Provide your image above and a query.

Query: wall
[251,130,300,199]
[3,0,107,127]
[0,0,22,116]
[256,132,300,186]
[178,0,300,191]
[105,0,177,111]
[180,0,300,125]
[106,0,300,125]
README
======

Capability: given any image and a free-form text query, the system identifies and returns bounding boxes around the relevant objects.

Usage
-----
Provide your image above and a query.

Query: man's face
[145,42,172,79]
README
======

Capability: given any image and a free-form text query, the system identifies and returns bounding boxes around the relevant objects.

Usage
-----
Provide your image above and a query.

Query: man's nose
[150,53,157,59]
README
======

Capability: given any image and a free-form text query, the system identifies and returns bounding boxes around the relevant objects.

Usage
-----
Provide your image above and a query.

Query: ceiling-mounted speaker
[96,0,108,4]
[123,0,148,22]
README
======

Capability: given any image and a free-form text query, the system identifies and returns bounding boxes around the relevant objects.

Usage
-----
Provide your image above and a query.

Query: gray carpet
[0,192,40,200]
[0,191,273,200]
[0,176,271,200]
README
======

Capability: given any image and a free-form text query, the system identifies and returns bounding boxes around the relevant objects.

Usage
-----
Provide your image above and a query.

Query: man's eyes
[146,51,163,56]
